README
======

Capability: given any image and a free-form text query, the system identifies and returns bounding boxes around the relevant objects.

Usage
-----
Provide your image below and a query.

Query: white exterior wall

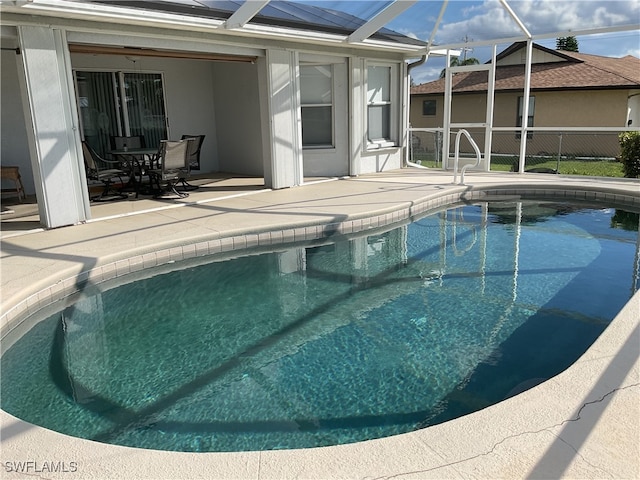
[1,47,32,194]
[1,9,416,227]
[213,62,263,176]
[300,56,349,178]
[351,57,405,175]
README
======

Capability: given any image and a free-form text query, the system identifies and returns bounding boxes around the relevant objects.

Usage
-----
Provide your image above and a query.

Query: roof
[412,42,640,95]
[88,0,427,47]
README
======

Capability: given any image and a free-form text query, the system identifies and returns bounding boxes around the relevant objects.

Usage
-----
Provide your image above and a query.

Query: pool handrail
[452,129,482,185]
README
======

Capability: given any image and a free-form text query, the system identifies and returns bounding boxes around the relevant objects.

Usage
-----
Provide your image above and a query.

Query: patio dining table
[109,147,159,196]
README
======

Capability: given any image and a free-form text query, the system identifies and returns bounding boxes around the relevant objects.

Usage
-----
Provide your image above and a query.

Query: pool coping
[1,172,639,479]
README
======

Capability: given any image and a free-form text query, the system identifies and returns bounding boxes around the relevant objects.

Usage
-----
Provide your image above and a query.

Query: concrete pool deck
[1,168,639,479]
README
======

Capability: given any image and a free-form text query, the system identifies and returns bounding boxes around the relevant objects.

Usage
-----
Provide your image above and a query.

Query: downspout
[408,55,427,71]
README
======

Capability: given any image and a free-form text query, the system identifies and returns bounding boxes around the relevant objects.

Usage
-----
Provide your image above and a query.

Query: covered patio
[1,172,338,239]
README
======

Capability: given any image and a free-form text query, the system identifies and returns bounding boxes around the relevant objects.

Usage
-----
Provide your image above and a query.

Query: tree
[439,56,480,78]
[556,36,579,52]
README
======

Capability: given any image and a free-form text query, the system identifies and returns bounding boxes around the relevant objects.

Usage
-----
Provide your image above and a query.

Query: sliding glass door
[75,71,168,157]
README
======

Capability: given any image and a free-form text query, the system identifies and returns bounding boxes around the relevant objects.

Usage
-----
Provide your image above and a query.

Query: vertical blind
[75,71,167,158]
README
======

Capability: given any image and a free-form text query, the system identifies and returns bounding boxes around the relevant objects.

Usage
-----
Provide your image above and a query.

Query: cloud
[578,31,640,58]
[433,0,640,44]
[411,1,639,84]
[512,0,638,31]
[410,64,445,85]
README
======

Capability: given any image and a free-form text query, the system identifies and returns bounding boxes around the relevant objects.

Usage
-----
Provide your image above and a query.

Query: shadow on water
[45,225,479,446]
[419,207,639,430]
[27,201,640,450]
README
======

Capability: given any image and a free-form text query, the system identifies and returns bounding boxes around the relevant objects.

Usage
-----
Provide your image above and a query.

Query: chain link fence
[408,129,444,168]
[408,128,628,177]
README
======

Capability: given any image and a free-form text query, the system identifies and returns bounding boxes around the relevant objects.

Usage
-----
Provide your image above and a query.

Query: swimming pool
[1,200,638,452]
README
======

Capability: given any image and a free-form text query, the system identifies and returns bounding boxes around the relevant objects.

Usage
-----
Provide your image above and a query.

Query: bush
[619,131,640,178]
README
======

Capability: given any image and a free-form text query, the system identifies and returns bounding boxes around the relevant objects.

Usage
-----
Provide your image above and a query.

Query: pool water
[1,201,638,452]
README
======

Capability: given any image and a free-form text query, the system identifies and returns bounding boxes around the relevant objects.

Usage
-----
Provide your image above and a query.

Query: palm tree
[439,56,480,78]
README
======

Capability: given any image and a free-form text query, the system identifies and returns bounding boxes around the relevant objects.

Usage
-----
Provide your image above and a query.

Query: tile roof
[412,44,640,95]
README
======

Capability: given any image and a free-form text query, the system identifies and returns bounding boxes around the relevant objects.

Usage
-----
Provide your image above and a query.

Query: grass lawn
[411,154,625,177]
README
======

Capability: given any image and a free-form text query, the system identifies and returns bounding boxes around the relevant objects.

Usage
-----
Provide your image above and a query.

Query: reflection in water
[2,201,639,452]
[611,209,639,231]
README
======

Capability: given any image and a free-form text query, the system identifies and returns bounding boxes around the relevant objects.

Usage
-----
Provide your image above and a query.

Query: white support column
[262,48,303,189]
[349,57,364,177]
[485,44,497,172]
[518,39,533,173]
[17,26,90,228]
[401,59,409,161]
[442,50,453,170]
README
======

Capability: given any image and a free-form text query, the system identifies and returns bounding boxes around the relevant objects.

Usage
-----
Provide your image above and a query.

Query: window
[422,100,436,116]
[366,63,398,147]
[516,96,535,139]
[300,65,333,148]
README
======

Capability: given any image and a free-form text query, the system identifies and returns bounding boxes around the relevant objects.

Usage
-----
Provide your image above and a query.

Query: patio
[1,168,638,479]
[0,173,278,239]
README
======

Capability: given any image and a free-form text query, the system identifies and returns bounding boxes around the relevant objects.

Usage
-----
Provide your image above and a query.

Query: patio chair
[82,142,129,202]
[177,134,205,191]
[148,139,190,199]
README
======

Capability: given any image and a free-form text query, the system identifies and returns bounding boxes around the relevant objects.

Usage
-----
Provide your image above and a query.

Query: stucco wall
[410,88,630,158]
[212,62,264,176]
[412,89,630,129]
[1,49,33,195]
[497,48,566,66]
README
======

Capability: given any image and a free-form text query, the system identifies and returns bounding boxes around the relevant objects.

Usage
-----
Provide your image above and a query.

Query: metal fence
[407,127,633,178]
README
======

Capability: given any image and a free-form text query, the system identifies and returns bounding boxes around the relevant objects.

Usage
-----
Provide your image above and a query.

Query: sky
[302,0,640,84]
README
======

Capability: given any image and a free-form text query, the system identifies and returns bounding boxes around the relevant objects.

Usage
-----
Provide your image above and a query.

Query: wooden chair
[1,166,26,202]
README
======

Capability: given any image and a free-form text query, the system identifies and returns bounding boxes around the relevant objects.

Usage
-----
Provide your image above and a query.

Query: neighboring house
[0,0,425,228]
[410,42,640,160]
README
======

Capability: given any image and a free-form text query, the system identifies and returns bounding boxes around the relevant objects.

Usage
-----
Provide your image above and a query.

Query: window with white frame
[367,63,398,147]
[300,64,333,148]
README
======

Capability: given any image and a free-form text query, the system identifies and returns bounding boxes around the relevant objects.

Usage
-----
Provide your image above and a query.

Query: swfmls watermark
[3,460,78,474]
